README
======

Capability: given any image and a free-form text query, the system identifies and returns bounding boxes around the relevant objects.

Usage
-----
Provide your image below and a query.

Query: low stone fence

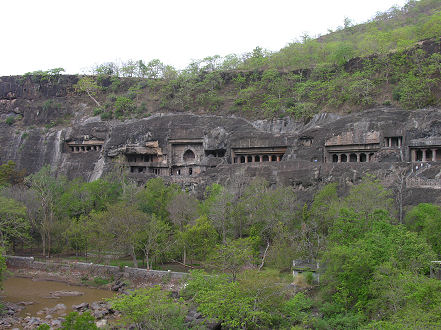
[6,256,187,282]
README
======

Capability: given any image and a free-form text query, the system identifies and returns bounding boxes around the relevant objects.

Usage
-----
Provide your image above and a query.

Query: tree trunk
[131,245,138,268]
[41,233,46,257]
[86,90,101,107]
[258,241,270,271]
[47,233,51,258]
[146,251,150,270]
[183,246,187,266]
[0,231,5,251]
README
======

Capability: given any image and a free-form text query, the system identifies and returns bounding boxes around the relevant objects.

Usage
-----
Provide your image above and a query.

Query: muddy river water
[1,277,115,316]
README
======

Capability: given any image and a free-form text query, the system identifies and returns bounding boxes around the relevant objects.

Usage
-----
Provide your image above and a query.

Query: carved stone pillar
[422,149,427,162]
[356,153,360,162]
[411,149,416,162]
[338,154,341,163]
[389,137,392,147]
[432,149,437,162]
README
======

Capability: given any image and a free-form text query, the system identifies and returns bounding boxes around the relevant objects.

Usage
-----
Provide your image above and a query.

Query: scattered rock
[90,302,101,310]
[48,290,84,298]
[96,319,107,328]
[51,319,62,327]
[111,280,126,291]
[72,302,89,311]
[17,301,34,306]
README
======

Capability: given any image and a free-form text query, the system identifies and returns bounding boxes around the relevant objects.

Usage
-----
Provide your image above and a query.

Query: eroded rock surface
[2,76,441,208]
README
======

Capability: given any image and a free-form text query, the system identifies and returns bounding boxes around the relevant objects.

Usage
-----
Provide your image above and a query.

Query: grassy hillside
[20,0,441,122]
[262,0,441,71]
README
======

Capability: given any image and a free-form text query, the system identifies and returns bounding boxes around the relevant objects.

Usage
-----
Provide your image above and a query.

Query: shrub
[114,96,135,116]
[93,277,109,286]
[5,116,15,126]
[398,73,436,109]
[100,112,112,120]
[303,271,314,285]
[61,311,97,329]
[93,107,103,116]
[110,286,186,329]
[42,99,62,111]
[283,292,313,323]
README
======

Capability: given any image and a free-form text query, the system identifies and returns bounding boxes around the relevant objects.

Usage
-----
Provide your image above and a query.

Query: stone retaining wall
[6,256,187,281]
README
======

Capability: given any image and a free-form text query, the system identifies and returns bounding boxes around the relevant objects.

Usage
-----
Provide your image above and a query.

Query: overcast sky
[1,0,408,75]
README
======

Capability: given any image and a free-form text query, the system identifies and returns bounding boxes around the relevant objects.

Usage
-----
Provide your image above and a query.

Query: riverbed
[1,277,115,317]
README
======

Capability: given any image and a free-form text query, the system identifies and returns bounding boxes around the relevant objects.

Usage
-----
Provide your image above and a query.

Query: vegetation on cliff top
[67,0,441,121]
[12,0,441,124]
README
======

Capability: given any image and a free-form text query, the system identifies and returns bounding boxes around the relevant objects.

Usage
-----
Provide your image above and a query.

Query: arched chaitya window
[360,153,367,162]
[183,149,195,162]
[332,154,338,163]
[349,153,357,162]
[341,154,347,163]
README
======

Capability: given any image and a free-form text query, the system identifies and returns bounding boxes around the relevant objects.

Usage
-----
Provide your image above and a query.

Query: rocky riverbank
[1,266,216,329]
[0,299,116,329]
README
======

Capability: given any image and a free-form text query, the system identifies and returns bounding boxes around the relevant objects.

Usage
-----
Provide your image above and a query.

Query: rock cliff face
[2,75,441,208]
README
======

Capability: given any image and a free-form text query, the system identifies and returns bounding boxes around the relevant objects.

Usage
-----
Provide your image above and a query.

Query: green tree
[322,212,435,321]
[136,214,170,269]
[136,177,178,221]
[239,178,297,266]
[0,251,7,289]
[0,161,24,187]
[110,286,187,330]
[113,96,135,118]
[65,215,89,257]
[183,269,292,329]
[405,203,441,257]
[57,178,120,219]
[26,166,65,257]
[297,183,339,261]
[103,202,148,267]
[167,191,199,265]
[209,238,255,281]
[180,215,219,264]
[343,175,395,220]
[207,187,235,243]
[74,76,101,107]
[0,196,29,251]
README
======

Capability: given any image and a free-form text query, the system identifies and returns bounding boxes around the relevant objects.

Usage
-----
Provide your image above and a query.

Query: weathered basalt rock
[2,75,441,209]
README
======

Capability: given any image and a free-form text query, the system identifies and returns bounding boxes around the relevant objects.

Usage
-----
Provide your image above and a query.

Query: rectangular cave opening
[205,149,226,157]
